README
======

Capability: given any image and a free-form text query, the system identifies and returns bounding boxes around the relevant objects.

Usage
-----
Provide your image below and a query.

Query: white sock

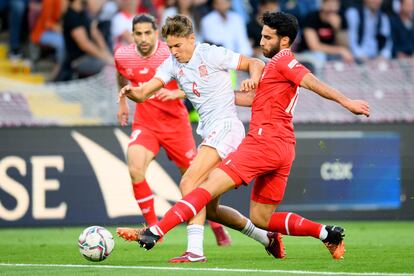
[240,219,269,247]
[149,226,161,236]
[319,225,328,240]
[187,224,204,256]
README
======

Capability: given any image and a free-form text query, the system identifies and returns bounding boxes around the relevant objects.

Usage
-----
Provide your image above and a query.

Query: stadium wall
[0,123,412,227]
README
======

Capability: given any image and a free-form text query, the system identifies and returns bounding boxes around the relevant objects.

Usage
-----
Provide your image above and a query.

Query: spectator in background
[296,0,354,71]
[382,0,401,15]
[200,0,252,56]
[136,0,162,20]
[97,0,118,51]
[161,0,200,32]
[111,0,138,50]
[279,0,319,24]
[161,0,208,38]
[231,0,253,24]
[346,0,393,62]
[30,0,67,80]
[59,0,113,81]
[0,0,29,59]
[247,0,279,59]
[390,0,414,58]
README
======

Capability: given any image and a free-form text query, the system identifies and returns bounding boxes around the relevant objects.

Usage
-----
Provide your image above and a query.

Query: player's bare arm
[300,73,370,117]
[237,56,265,92]
[116,71,130,126]
[234,90,255,107]
[156,89,186,101]
[119,78,164,103]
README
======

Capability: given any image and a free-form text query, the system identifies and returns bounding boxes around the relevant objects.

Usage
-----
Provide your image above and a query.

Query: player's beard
[138,43,154,56]
[263,41,281,58]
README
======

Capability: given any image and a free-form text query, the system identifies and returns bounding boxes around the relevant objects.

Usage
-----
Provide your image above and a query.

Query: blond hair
[161,15,194,38]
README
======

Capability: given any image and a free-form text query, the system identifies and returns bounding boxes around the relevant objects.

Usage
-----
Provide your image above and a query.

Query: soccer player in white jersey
[117,15,284,262]
[115,13,232,251]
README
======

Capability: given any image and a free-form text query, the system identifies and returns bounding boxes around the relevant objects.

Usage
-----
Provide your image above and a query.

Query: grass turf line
[0,221,413,275]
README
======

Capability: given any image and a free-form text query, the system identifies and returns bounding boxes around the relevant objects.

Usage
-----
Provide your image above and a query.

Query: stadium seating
[0,59,413,126]
[294,60,413,124]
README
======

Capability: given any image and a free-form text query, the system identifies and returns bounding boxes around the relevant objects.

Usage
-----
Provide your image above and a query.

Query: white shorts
[200,118,245,159]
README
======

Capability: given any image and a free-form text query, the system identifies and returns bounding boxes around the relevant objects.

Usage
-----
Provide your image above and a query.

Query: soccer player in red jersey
[115,14,231,258]
[122,12,370,260]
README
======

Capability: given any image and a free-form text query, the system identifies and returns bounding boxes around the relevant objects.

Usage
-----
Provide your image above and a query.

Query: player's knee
[179,176,197,195]
[128,165,146,183]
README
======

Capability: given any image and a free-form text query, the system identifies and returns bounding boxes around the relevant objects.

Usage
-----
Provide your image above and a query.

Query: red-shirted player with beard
[118,12,370,260]
[114,14,231,256]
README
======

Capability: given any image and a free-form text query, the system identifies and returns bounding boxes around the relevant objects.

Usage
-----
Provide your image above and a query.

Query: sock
[132,180,157,226]
[241,219,269,247]
[153,188,212,236]
[187,224,204,256]
[267,212,323,239]
[208,220,222,229]
[319,225,328,241]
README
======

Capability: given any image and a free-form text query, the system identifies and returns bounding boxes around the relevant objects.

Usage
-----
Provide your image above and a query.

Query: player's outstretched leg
[117,227,161,250]
[266,212,346,259]
[322,225,345,259]
[208,221,232,246]
[265,232,286,259]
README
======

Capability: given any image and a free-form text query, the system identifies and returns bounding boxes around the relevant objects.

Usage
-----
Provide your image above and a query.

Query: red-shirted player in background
[119,11,370,260]
[114,13,231,254]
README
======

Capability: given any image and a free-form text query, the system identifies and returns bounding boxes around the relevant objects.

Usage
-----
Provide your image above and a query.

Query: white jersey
[155,43,241,137]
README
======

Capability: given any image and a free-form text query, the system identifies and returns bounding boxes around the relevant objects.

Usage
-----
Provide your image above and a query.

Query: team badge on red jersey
[126,68,134,78]
[198,64,208,77]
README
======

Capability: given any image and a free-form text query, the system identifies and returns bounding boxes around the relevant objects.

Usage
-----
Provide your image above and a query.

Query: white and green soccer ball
[78,226,114,262]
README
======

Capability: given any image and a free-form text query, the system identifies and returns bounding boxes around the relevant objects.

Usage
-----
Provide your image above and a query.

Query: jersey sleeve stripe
[236,55,243,70]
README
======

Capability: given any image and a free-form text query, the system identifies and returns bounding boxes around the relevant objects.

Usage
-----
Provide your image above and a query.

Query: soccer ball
[78,226,114,262]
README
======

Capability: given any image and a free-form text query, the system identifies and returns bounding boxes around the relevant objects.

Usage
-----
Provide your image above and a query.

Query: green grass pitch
[0,221,413,275]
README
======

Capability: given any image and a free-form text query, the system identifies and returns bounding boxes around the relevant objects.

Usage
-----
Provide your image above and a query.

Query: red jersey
[115,41,189,133]
[249,49,310,143]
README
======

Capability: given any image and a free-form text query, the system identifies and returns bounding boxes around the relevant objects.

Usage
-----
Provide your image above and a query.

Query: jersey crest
[126,68,134,78]
[198,64,208,78]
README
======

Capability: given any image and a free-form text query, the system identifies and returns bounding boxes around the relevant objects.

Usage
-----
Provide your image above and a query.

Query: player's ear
[281,36,290,47]
[188,33,196,42]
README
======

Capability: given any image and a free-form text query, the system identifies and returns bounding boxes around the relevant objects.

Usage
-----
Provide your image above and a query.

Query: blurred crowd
[0,0,413,82]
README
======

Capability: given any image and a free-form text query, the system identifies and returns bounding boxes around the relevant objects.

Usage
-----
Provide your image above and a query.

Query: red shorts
[129,124,196,169]
[219,134,295,205]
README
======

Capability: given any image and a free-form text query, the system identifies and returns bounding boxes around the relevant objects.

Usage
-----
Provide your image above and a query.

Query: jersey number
[192,82,200,97]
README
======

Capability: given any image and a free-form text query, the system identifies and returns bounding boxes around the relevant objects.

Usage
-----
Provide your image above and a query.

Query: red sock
[208,221,222,229]
[155,188,212,236]
[267,212,323,239]
[133,180,157,226]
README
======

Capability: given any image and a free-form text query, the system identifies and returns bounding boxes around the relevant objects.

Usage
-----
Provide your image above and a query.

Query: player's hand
[156,89,184,101]
[240,78,258,92]
[117,101,129,126]
[118,84,133,103]
[344,99,370,117]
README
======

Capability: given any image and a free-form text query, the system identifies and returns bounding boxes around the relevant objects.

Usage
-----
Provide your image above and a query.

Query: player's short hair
[132,13,157,31]
[161,15,194,38]
[262,11,299,46]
